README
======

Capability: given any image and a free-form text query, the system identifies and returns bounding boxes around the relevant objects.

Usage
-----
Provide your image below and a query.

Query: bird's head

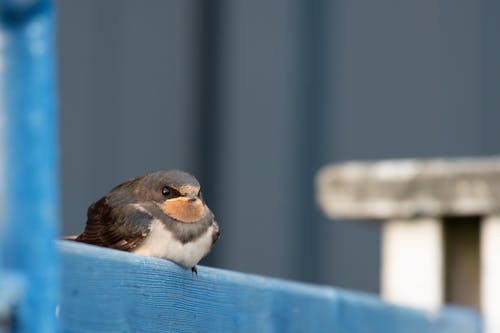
[148,170,206,223]
[112,170,208,223]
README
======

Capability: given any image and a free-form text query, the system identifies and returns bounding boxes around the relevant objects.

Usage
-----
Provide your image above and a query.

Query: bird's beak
[185,193,197,202]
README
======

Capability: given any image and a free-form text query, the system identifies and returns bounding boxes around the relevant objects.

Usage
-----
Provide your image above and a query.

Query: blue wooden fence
[0,0,484,332]
[0,0,59,332]
[59,241,481,333]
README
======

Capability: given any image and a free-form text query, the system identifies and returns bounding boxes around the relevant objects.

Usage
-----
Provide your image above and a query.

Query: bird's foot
[191,266,198,277]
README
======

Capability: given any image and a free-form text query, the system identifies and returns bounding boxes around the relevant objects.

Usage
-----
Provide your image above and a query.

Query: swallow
[69,170,220,274]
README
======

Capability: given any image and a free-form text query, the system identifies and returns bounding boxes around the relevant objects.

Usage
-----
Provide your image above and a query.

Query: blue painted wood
[59,241,482,333]
[0,0,59,332]
[0,272,24,333]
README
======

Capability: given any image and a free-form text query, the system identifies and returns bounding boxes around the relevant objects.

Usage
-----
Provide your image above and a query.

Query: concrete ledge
[316,157,500,219]
[58,241,481,333]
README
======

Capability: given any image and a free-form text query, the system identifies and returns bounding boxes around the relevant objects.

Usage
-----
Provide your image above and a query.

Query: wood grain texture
[58,241,481,333]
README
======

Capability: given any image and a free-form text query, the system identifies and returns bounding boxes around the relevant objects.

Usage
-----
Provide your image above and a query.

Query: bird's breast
[132,219,215,268]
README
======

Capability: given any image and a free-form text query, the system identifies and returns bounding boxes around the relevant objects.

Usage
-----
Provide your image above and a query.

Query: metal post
[0,0,59,332]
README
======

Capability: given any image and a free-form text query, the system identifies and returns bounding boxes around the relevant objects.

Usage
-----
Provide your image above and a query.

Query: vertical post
[381,218,444,309]
[481,215,500,333]
[0,1,59,332]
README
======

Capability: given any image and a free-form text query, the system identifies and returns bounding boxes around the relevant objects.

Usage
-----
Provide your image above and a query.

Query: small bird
[69,170,220,274]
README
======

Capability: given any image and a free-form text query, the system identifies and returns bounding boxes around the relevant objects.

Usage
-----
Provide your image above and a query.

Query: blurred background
[57,0,500,294]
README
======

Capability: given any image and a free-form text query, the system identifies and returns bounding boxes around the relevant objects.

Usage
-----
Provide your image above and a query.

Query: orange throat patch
[161,197,205,223]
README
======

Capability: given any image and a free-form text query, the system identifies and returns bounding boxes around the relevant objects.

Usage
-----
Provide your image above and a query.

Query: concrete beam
[316,157,500,220]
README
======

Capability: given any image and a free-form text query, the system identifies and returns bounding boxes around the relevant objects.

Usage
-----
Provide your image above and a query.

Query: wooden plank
[316,157,500,219]
[381,219,443,309]
[58,241,481,333]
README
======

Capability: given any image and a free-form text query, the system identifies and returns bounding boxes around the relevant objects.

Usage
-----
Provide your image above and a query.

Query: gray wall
[58,0,500,294]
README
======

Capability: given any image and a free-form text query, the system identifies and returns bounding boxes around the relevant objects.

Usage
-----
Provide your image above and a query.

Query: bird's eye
[162,186,171,197]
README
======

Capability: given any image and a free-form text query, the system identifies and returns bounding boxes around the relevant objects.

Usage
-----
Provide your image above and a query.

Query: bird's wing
[76,197,152,251]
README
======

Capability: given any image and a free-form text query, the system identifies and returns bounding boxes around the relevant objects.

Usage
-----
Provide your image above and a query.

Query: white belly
[133,219,215,268]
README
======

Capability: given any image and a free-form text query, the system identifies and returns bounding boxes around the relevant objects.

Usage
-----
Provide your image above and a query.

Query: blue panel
[59,241,481,333]
[0,0,59,332]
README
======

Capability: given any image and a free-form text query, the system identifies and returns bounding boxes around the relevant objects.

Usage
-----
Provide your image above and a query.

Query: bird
[68,170,220,275]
